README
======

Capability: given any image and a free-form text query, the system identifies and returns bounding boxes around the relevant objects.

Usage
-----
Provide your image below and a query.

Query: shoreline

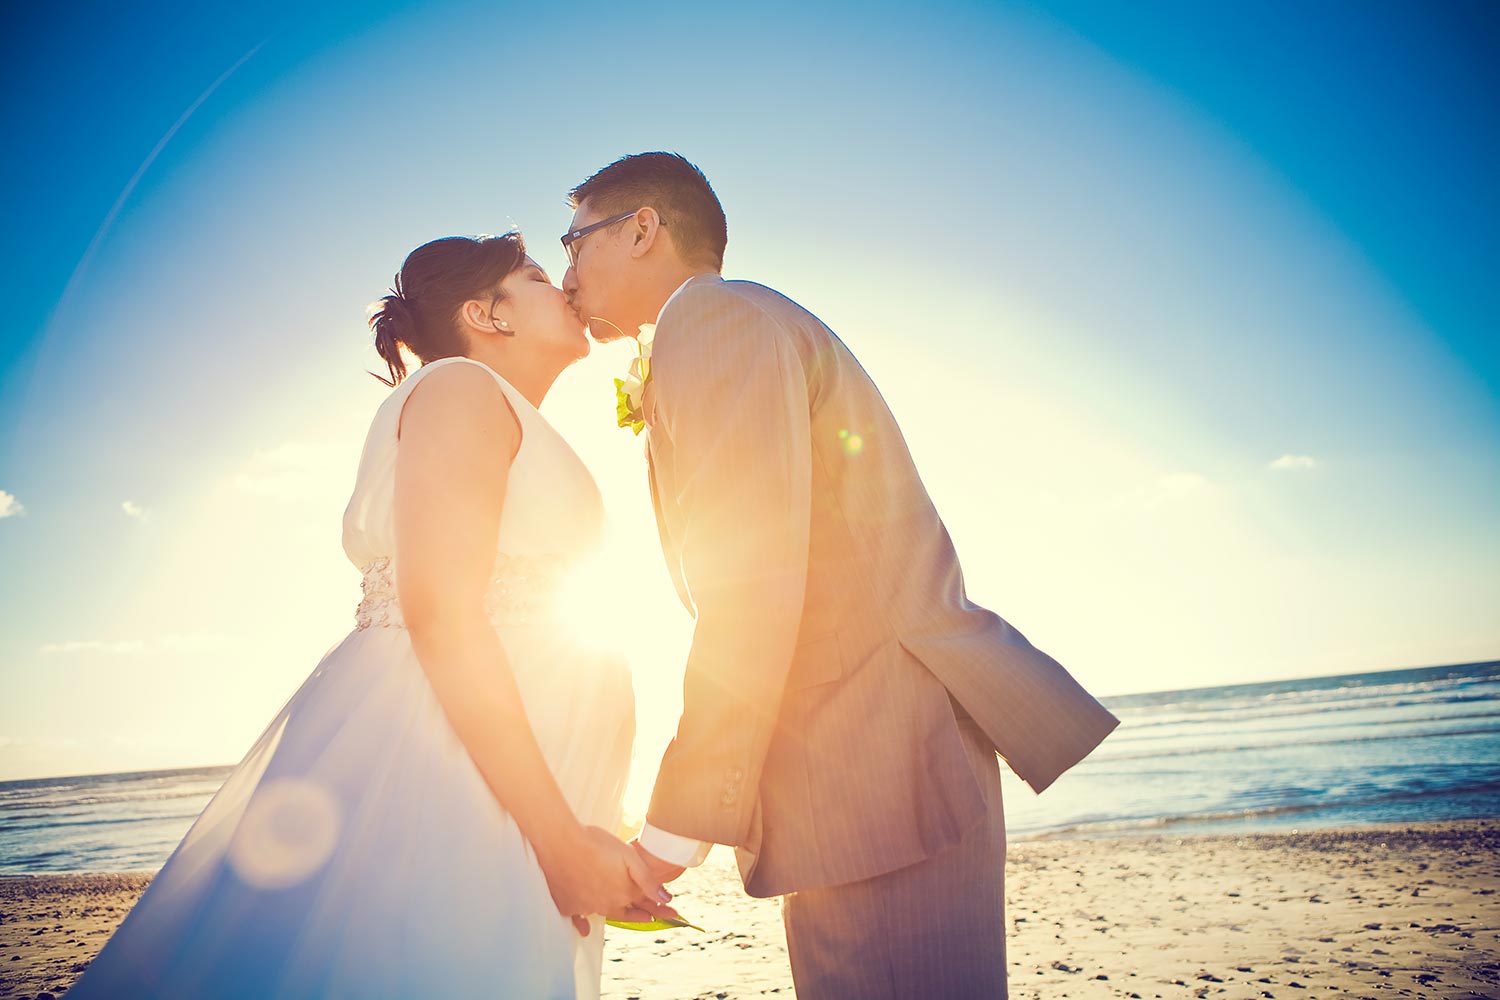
[10,814,1496,881]
[3,819,1496,999]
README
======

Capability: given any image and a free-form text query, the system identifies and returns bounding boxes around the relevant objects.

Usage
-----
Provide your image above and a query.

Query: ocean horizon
[3,658,1497,875]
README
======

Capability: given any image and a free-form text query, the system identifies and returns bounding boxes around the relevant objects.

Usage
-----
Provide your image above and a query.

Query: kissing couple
[66,152,1119,1000]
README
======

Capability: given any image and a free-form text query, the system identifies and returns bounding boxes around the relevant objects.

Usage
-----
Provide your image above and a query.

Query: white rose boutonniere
[614,323,655,435]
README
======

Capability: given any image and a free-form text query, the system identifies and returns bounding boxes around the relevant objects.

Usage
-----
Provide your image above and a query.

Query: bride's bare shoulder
[396,360,520,454]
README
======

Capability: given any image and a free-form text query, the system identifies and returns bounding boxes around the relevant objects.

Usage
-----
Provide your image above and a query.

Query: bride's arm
[392,362,674,932]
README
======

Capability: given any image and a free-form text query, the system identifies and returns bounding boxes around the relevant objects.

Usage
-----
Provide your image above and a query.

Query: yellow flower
[614,325,655,435]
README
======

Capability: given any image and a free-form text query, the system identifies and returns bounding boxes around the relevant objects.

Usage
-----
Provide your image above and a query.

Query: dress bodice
[340,356,604,630]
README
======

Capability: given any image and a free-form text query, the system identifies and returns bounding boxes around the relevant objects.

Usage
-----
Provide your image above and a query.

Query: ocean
[2,659,1497,874]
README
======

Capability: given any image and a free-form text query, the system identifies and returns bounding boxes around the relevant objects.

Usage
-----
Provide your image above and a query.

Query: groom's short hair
[569,152,727,271]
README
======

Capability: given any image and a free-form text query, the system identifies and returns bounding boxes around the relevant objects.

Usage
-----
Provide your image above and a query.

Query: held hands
[540,825,680,936]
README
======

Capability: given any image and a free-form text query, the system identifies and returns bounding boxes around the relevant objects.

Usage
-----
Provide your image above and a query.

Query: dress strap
[395,357,530,447]
[430,357,536,420]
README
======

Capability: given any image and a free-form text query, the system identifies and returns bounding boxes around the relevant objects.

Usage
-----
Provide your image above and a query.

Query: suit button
[727,767,744,783]
[721,788,738,807]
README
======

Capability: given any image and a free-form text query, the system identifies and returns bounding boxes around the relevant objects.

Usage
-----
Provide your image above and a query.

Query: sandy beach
[2,819,1496,999]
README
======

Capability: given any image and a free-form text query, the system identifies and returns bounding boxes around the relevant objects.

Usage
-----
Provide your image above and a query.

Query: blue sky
[2,0,1496,792]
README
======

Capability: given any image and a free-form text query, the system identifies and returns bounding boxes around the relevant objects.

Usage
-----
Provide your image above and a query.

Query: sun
[554,549,643,654]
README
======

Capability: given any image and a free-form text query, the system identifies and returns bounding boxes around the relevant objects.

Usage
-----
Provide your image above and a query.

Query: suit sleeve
[645,287,813,846]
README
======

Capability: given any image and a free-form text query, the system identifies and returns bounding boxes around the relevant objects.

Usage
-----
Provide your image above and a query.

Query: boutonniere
[614,323,655,435]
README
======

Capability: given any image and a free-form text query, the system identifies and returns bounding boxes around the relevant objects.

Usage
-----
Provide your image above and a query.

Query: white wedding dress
[67,356,635,999]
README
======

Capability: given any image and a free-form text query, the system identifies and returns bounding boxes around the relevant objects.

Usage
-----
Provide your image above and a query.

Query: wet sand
[3,819,1496,999]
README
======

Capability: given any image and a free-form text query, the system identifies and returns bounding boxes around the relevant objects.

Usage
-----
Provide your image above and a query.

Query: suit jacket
[644,273,1120,898]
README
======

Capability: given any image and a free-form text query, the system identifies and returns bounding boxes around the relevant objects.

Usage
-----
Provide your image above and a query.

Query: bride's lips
[574,305,605,338]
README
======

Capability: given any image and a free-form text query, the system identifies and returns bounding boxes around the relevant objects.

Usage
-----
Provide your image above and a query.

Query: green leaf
[605,915,705,933]
[615,383,637,427]
[613,370,650,434]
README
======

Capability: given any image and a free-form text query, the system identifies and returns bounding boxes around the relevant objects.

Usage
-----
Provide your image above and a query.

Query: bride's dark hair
[368,232,526,386]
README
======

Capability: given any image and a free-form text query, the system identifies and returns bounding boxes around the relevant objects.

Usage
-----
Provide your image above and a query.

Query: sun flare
[556,549,644,654]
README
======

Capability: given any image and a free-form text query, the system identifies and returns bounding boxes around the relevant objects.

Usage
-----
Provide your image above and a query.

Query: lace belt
[353,553,569,630]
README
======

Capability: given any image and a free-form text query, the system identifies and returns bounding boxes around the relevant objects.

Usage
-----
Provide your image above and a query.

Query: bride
[66,232,677,999]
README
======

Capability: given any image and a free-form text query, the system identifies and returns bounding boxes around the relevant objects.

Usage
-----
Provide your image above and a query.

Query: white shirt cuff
[639,822,712,867]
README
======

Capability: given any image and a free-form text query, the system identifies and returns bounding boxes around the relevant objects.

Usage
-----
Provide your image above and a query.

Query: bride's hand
[539,826,680,936]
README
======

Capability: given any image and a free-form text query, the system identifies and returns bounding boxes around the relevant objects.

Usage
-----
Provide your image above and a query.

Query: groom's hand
[540,826,678,936]
[632,839,687,884]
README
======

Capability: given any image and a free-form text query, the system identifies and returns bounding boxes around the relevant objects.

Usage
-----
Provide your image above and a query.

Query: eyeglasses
[560,209,662,268]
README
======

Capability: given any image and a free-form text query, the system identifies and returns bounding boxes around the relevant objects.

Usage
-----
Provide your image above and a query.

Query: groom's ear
[628,207,665,260]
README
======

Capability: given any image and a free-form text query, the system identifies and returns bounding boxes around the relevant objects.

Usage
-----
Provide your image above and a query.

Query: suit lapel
[646,433,694,614]
[643,274,725,617]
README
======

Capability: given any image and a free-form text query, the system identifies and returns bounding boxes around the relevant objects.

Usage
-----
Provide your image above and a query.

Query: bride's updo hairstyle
[368,232,526,386]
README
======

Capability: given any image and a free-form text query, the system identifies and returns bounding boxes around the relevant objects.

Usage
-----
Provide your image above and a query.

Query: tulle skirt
[65,623,635,1000]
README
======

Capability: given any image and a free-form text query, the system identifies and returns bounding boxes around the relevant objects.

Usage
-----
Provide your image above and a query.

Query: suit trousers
[780,714,1007,999]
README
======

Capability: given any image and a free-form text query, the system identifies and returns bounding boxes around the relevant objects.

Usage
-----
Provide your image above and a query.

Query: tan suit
[644,274,1120,997]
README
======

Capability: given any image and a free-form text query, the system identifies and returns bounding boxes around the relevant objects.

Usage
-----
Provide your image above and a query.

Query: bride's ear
[459,297,514,338]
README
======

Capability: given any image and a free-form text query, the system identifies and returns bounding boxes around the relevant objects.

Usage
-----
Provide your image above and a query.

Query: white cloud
[38,633,230,656]
[1097,471,1213,514]
[122,500,147,519]
[159,632,233,651]
[39,639,148,656]
[1268,453,1320,471]
[232,441,343,500]
[1156,471,1210,498]
[0,490,23,518]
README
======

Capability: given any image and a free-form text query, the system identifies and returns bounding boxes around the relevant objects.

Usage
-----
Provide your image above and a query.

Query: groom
[561,152,1120,998]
